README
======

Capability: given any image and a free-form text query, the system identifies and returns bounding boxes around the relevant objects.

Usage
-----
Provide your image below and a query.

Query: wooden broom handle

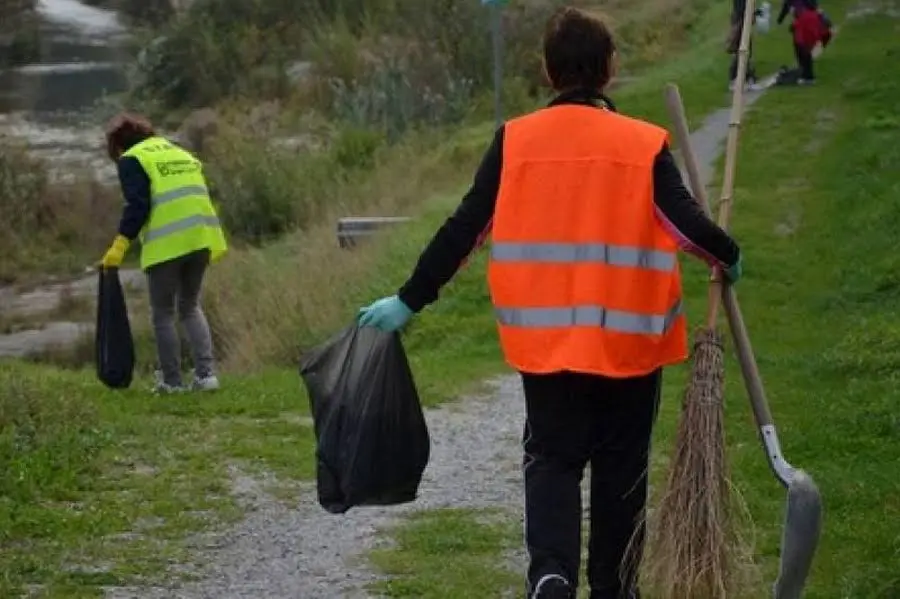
[665,84,776,429]
[664,85,711,217]
[701,0,756,329]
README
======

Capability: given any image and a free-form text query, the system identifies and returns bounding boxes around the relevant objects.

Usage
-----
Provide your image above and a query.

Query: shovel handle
[664,84,775,431]
[722,288,774,426]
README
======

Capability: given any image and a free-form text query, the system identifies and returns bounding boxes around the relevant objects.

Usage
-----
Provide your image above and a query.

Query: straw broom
[641,2,757,597]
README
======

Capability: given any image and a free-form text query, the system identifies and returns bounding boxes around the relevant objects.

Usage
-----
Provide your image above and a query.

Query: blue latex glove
[357,295,413,332]
[724,253,743,284]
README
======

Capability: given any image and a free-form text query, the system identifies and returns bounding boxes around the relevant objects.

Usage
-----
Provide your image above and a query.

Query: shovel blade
[773,470,823,599]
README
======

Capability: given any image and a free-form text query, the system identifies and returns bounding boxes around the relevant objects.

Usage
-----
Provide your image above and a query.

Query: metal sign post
[482,0,507,129]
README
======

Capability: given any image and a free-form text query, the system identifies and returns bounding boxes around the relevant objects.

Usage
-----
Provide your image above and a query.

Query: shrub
[128,0,305,111]
[327,50,475,142]
[128,0,577,116]
[201,123,383,244]
[202,128,490,370]
[0,0,40,66]
[0,140,120,283]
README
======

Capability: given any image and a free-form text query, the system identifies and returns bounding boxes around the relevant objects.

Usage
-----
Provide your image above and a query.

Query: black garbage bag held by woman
[96,267,135,389]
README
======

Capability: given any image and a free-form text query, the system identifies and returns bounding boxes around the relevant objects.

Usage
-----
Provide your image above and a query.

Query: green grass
[3,2,899,598]
[0,364,312,597]
[367,4,900,598]
[369,509,521,598]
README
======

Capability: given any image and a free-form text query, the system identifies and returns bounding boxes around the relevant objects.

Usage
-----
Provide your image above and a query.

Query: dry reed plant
[202,130,478,371]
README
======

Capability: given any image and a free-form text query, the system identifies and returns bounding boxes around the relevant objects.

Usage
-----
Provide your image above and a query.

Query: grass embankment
[370,4,900,598]
[0,1,747,595]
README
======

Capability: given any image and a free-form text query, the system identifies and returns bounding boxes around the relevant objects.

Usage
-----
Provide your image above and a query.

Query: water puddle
[1,0,130,180]
[0,268,145,359]
[13,61,120,75]
[36,0,125,37]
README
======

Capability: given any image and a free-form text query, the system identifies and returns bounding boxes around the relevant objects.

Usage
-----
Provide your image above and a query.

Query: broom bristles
[637,328,756,599]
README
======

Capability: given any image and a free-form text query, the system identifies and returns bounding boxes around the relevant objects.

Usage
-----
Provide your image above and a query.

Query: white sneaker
[191,374,220,392]
[151,369,186,394]
[152,381,186,395]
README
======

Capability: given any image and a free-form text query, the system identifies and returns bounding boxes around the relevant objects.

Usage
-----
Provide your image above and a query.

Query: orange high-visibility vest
[487,104,688,377]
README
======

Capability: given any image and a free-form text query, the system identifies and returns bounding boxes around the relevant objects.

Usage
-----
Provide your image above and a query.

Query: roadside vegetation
[1,0,897,597]
[0,143,120,285]
[0,0,40,66]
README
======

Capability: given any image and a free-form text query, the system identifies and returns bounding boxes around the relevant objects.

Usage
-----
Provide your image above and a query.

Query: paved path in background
[102,80,777,599]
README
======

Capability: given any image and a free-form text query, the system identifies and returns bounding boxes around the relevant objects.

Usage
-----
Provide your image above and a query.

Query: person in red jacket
[778,0,833,83]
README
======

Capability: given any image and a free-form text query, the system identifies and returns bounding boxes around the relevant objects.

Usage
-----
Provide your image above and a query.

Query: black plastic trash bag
[300,324,431,514]
[95,267,135,389]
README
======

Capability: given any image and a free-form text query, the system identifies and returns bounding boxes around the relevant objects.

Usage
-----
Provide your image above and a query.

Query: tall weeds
[0,0,40,65]
[0,141,119,284]
[202,127,490,371]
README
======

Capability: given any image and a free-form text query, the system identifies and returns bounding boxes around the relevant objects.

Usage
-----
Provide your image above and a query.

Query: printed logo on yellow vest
[156,159,201,177]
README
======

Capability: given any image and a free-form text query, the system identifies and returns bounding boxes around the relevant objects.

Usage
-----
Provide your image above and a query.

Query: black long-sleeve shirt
[397,89,741,313]
[777,0,818,24]
[116,156,152,240]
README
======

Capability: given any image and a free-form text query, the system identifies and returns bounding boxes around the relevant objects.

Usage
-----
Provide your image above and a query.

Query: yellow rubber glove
[100,235,131,268]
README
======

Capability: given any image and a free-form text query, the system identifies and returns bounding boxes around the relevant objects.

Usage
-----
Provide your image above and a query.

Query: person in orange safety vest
[357,7,742,599]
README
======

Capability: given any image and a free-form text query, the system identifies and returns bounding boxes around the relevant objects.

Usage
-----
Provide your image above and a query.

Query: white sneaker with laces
[191,374,220,392]
[151,369,186,394]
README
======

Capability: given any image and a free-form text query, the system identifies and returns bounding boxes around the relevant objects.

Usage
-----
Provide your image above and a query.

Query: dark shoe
[532,574,575,599]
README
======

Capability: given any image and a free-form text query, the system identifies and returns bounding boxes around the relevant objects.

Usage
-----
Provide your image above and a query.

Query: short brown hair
[105,112,156,161]
[543,7,616,92]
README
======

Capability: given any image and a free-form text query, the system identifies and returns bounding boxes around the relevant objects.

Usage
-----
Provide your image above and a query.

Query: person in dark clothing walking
[777,0,818,23]
[728,0,759,89]
[357,7,742,599]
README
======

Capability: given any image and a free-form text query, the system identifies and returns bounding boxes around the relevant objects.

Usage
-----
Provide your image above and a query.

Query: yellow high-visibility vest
[122,136,228,270]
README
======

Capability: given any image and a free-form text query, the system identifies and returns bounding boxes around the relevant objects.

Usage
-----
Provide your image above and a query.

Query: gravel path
[103,82,776,599]
[105,377,526,599]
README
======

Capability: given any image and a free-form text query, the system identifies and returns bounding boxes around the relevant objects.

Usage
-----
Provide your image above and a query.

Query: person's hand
[357,295,413,332]
[724,254,743,284]
[99,235,130,268]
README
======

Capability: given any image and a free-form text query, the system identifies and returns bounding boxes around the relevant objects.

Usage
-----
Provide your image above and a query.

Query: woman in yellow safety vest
[99,112,228,394]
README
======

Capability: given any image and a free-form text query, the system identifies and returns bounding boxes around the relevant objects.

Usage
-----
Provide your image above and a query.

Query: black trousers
[521,369,662,599]
[794,42,815,80]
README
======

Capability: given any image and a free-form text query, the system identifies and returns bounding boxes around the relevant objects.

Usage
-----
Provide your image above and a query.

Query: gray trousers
[147,249,216,386]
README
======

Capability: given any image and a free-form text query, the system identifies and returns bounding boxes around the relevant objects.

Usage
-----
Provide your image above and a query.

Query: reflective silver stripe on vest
[144,214,221,243]
[491,242,676,272]
[495,299,683,336]
[151,185,210,206]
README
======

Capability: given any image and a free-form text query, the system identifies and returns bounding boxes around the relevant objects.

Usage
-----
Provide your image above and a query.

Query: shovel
[664,83,823,599]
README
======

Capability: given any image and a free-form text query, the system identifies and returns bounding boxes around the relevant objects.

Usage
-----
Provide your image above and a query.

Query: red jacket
[793,7,829,50]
